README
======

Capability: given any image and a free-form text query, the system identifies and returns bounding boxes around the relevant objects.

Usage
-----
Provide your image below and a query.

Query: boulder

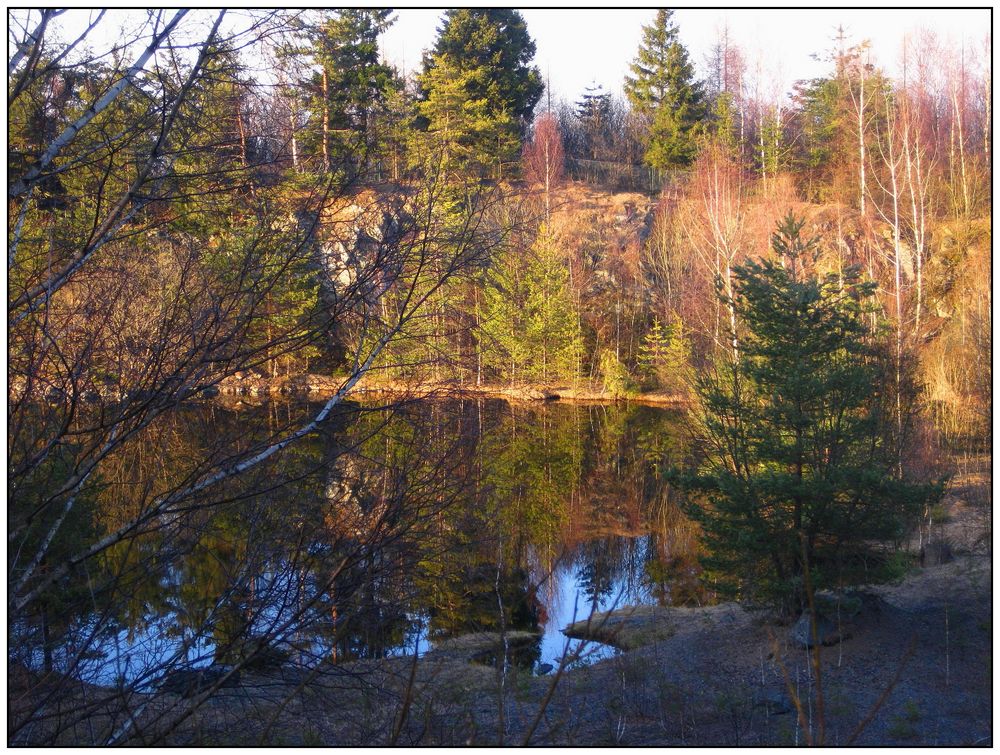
[158,665,240,697]
[755,690,794,715]
[239,638,293,672]
[790,610,852,648]
[920,539,955,567]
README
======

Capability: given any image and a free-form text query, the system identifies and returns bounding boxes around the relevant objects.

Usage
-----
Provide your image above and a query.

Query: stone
[920,540,954,567]
[755,690,793,715]
[158,665,240,697]
[790,611,852,648]
[240,639,292,672]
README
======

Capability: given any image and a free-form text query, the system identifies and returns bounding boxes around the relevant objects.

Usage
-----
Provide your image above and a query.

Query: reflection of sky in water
[15,533,660,685]
[15,401,687,684]
[11,614,217,691]
[534,536,656,670]
[398,535,659,672]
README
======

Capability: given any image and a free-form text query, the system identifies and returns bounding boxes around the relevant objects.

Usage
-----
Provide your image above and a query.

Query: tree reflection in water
[10,397,714,705]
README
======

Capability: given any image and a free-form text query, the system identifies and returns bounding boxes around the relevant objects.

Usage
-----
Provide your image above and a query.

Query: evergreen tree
[378,77,415,181]
[481,226,580,384]
[709,90,740,157]
[673,213,940,611]
[624,10,675,116]
[757,106,789,183]
[412,54,517,177]
[524,229,582,383]
[306,9,397,175]
[575,82,612,160]
[624,9,706,169]
[424,9,543,126]
[417,9,543,177]
[789,36,889,207]
[638,315,692,393]
[789,76,849,200]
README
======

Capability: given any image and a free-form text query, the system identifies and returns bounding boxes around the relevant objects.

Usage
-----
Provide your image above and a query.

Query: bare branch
[8,8,189,200]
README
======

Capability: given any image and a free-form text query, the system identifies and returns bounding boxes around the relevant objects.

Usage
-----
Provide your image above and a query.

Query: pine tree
[673,213,940,611]
[789,36,889,207]
[638,315,691,393]
[638,317,671,378]
[481,225,580,384]
[413,54,517,177]
[625,9,706,169]
[709,91,740,157]
[758,106,788,184]
[524,228,582,383]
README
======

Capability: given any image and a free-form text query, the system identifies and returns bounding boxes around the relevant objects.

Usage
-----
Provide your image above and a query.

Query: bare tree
[522,111,565,223]
[676,143,750,361]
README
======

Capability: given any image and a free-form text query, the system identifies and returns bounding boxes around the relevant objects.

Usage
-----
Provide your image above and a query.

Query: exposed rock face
[790,611,852,648]
[320,199,408,300]
[297,191,412,369]
[789,591,870,648]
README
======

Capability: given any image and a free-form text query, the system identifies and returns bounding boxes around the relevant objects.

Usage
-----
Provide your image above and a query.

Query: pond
[10,397,712,689]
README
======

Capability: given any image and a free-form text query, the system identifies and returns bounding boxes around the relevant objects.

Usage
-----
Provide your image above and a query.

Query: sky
[380,7,992,103]
[12,7,990,104]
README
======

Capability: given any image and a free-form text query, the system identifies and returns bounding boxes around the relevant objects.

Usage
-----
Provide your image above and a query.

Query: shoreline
[215,372,690,407]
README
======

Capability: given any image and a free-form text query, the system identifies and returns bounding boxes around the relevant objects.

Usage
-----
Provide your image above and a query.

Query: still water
[11,397,710,688]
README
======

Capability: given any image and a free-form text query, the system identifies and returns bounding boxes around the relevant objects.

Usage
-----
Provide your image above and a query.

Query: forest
[7,8,992,747]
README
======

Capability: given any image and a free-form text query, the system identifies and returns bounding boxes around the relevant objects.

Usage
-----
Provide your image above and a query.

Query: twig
[389,632,421,746]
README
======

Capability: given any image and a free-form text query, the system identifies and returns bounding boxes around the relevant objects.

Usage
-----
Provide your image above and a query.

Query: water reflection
[10,397,712,690]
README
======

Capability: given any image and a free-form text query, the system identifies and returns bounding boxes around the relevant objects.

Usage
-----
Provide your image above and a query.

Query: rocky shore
[215,371,689,407]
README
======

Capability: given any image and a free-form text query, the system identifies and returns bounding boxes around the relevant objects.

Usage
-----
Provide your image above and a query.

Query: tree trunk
[236,105,248,167]
[322,67,331,173]
[858,62,867,216]
[290,98,299,171]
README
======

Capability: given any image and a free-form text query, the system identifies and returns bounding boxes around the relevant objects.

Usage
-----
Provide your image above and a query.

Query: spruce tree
[575,82,612,161]
[413,56,515,175]
[624,10,675,116]
[673,213,940,612]
[307,9,397,175]
[481,225,580,384]
[638,315,691,393]
[417,9,543,178]
[624,9,706,169]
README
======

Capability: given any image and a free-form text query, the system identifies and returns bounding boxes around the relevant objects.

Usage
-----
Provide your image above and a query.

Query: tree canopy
[416,9,543,177]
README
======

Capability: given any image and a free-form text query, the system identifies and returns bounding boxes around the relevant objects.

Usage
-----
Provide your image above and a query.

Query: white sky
[380,7,992,103]
[12,7,991,105]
